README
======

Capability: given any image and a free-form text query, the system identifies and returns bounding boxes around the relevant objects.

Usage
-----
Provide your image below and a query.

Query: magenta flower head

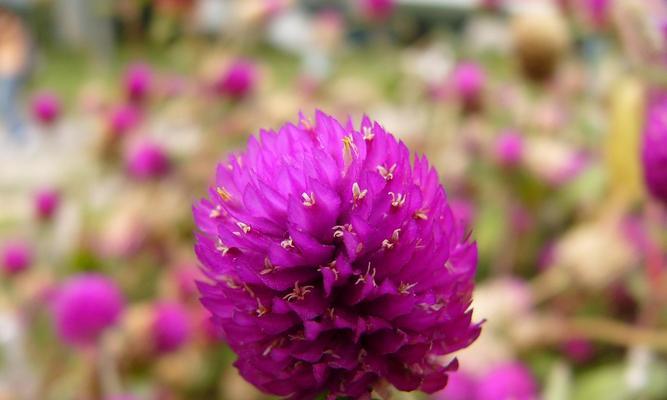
[494,131,523,168]
[433,371,476,400]
[125,140,171,181]
[642,90,667,205]
[108,104,141,137]
[105,395,137,400]
[152,301,191,353]
[359,0,396,22]
[31,91,61,126]
[215,59,257,100]
[477,362,538,400]
[124,63,153,103]
[451,62,485,112]
[34,187,60,221]
[1,240,32,275]
[53,273,124,347]
[583,0,611,28]
[193,111,480,399]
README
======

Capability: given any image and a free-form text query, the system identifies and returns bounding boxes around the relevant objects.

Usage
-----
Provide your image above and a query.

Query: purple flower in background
[561,338,595,364]
[152,302,191,353]
[359,0,396,21]
[584,0,611,28]
[31,91,61,126]
[53,274,124,346]
[125,140,171,180]
[642,90,667,206]
[124,63,153,103]
[109,105,141,136]
[193,111,480,399]
[452,62,485,112]
[494,131,523,168]
[34,187,60,221]
[433,371,477,400]
[477,362,538,400]
[1,240,32,275]
[215,59,257,100]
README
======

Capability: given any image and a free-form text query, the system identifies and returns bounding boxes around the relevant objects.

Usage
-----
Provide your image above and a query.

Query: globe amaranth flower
[53,273,124,346]
[494,130,523,168]
[215,59,257,100]
[451,62,485,112]
[125,140,171,180]
[433,371,476,400]
[477,362,538,400]
[193,111,480,399]
[432,362,537,400]
[152,301,191,354]
[124,63,153,103]
[31,91,61,126]
[1,240,32,275]
[108,105,142,137]
[359,0,396,22]
[34,187,60,221]
[641,90,667,205]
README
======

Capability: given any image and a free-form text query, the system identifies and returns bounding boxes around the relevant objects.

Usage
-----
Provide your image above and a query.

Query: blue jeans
[0,76,25,141]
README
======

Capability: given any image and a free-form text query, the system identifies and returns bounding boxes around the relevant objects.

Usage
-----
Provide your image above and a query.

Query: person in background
[0,7,30,142]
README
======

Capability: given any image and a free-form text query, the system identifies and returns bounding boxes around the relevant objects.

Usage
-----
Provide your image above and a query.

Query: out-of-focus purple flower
[359,0,396,22]
[105,395,137,400]
[477,362,538,400]
[172,263,200,300]
[452,62,485,112]
[193,111,480,399]
[561,338,595,364]
[494,131,523,168]
[481,0,503,11]
[642,91,667,206]
[152,302,191,353]
[108,105,141,137]
[31,92,61,126]
[125,140,170,181]
[537,241,556,271]
[584,0,611,28]
[124,63,153,103]
[34,187,60,221]
[1,240,32,275]
[433,371,477,400]
[53,274,124,346]
[551,151,589,186]
[109,104,141,136]
[214,59,257,100]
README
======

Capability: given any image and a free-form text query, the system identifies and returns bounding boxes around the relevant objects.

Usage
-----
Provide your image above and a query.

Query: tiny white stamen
[256,298,269,317]
[382,228,401,250]
[377,164,397,181]
[389,192,406,208]
[362,126,374,141]
[413,209,429,220]
[283,281,314,302]
[352,182,368,203]
[216,187,232,201]
[209,205,222,218]
[398,282,417,295]
[261,257,277,275]
[216,239,230,255]
[302,192,316,207]
[280,237,294,249]
[237,222,251,234]
[332,224,351,239]
[355,263,377,286]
